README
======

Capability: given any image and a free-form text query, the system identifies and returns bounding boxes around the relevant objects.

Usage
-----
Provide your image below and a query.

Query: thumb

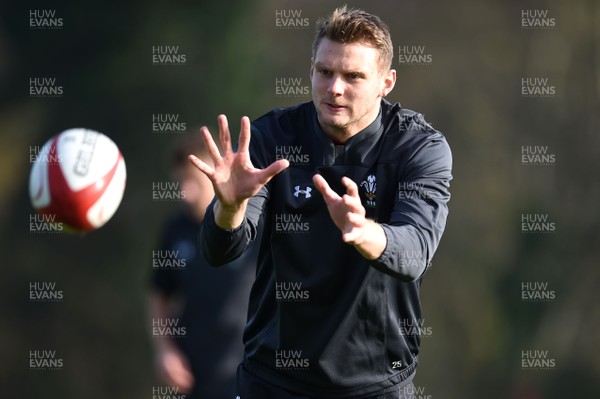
[258,159,289,185]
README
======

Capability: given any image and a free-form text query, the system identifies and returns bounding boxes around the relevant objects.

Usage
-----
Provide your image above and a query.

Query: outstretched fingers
[238,116,252,154]
[342,211,366,243]
[313,174,340,204]
[341,177,365,215]
[200,126,223,164]
[342,176,359,198]
[188,154,215,178]
[218,115,233,157]
[258,159,289,185]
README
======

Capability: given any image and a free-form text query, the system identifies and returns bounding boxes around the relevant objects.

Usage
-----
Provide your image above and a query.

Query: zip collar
[310,101,384,166]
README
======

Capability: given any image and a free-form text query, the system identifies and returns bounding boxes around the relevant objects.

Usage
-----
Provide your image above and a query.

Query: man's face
[176,163,215,222]
[310,37,395,141]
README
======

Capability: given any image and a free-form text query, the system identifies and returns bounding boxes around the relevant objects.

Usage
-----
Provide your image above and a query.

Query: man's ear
[381,69,396,97]
[309,57,314,81]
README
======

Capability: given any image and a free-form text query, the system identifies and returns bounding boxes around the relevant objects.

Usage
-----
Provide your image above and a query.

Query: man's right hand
[188,115,289,229]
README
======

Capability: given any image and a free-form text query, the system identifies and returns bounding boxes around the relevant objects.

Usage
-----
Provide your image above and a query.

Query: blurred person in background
[148,133,257,398]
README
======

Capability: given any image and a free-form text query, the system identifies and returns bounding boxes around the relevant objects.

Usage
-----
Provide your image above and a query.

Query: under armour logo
[294,185,312,198]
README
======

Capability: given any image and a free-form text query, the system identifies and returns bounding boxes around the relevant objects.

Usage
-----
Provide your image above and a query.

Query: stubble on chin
[317,106,353,129]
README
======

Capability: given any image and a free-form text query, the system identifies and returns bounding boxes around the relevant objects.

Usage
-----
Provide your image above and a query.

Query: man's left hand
[313,174,386,260]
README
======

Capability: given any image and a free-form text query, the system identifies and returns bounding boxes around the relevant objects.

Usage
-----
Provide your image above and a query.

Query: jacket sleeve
[198,125,270,266]
[370,136,452,281]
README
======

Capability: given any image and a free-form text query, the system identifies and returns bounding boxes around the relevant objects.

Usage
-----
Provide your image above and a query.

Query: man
[189,6,452,398]
[148,134,256,398]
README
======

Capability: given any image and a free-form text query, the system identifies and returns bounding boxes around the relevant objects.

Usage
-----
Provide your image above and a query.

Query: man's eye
[319,69,332,77]
[347,74,360,80]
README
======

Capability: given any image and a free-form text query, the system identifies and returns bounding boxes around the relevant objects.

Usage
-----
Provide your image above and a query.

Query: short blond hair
[312,6,394,71]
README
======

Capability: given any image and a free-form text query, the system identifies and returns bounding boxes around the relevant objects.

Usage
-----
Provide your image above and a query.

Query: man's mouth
[325,102,346,111]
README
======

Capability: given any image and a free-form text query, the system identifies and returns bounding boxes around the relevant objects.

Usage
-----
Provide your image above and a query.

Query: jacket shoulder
[380,101,451,167]
[252,102,312,140]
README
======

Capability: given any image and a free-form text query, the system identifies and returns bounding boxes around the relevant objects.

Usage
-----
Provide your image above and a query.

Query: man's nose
[327,76,345,96]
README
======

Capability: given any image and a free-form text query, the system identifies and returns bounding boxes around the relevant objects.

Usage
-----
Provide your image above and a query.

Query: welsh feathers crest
[360,174,376,207]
